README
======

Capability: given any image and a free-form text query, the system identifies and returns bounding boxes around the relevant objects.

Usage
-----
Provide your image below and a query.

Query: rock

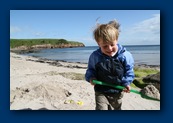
[141,85,160,100]
[143,72,160,92]
[64,90,72,97]
[143,72,160,83]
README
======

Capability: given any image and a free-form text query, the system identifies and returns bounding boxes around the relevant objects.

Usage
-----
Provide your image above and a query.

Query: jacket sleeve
[121,51,135,87]
[85,53,97,82]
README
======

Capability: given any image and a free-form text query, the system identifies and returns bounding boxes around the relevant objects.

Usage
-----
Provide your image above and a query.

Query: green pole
[92,80,160,101]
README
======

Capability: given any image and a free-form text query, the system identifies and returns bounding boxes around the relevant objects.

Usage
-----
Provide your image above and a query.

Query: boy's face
[98,39,118,57]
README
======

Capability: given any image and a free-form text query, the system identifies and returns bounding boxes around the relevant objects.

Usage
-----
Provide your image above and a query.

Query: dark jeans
[95,91,124,110]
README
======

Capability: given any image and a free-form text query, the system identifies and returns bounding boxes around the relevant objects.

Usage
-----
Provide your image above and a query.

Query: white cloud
[120,14,160,45]
[132,14,160,35]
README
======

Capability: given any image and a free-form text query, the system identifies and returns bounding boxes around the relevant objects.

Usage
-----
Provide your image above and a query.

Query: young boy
[85,20,135,110]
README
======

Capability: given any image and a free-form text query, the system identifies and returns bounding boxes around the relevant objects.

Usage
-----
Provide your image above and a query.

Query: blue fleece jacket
[85,44,135,87]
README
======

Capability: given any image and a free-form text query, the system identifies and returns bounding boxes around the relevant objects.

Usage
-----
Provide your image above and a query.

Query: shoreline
[11,50,160,70]
[27,57,160,71]
[10,47,160,69]
[10,52,160,110]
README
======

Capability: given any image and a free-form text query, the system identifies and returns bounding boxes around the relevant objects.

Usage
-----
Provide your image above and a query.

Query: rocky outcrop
[10,43,85,54]
[141,85,160,100]
[143,72,160,92]
[143,72,160,83]
[31,43,85,49]
[11,43,85,51]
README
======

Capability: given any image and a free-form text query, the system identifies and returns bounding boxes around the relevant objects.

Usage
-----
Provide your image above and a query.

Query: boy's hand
[123,85,131,93]
[90,78,96,85]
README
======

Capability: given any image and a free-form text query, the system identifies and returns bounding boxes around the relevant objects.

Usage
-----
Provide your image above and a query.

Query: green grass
[133,67,159,89]
[132,79,149,88]
[130,82,137,88]
[134,67,159,78]
[10,39,84,48]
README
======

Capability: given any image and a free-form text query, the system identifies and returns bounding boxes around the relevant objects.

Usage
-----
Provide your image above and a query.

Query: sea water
[24,45,160,65]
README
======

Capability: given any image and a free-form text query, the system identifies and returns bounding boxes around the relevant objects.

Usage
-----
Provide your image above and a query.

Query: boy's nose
[107,45,112,51]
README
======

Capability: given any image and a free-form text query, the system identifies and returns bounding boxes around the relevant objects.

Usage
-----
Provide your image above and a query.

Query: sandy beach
[10,52,160,110]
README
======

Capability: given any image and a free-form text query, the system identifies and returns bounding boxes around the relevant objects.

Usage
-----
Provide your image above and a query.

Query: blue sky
[10,10,160,46]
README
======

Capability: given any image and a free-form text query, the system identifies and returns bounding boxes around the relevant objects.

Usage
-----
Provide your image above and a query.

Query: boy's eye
[110,43,115,46]
[103,46,108,48]
[103,44,114,48]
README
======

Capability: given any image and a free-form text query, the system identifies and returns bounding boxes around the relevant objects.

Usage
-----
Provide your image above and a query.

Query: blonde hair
[93,20,120,43]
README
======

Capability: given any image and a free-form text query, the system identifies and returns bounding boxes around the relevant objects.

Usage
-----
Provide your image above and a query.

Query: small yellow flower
[77,101,83,105]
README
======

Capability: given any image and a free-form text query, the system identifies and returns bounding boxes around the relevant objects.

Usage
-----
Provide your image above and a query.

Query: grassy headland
[10,39,85,50]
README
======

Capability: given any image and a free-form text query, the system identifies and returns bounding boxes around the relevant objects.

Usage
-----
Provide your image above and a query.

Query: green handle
[92,80,160,101]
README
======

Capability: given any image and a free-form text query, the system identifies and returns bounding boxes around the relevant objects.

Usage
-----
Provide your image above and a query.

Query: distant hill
[10,39,85,50]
